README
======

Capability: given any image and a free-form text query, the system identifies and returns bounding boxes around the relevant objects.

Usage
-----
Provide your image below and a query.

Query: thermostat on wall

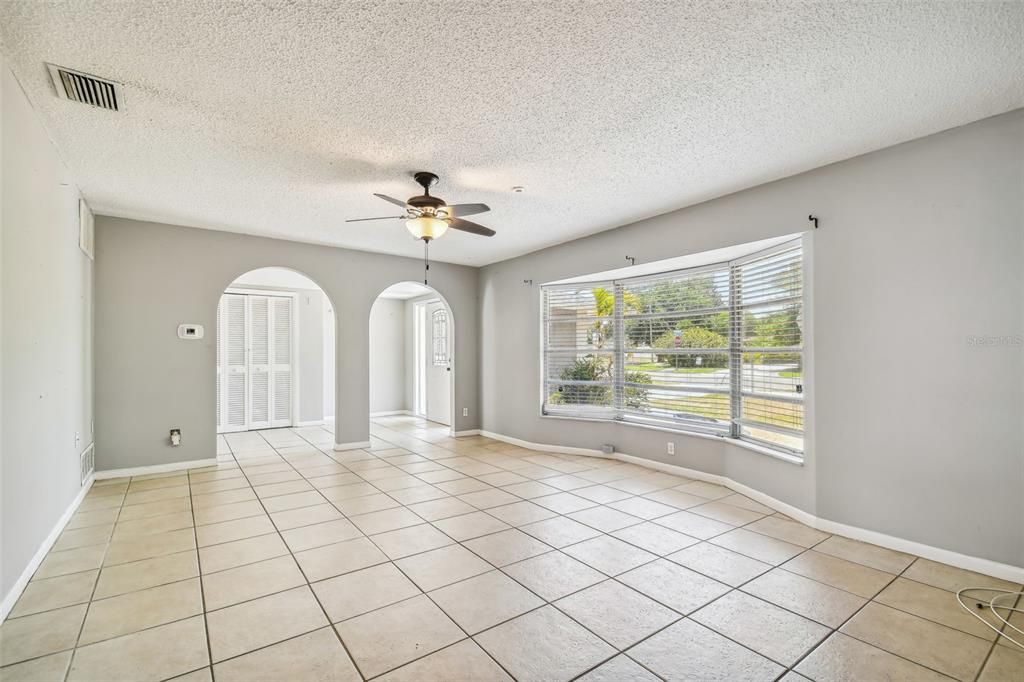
[177,324,204,340]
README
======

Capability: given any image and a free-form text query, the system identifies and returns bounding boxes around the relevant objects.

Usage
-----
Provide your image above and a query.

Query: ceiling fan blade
[445,203,491,217]
[373,193,409,208]
[448,217,496,237]
[345,216,404,222]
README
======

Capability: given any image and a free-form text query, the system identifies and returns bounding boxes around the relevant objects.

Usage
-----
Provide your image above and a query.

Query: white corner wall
[1,60,94,606]
[479,110,1024,569]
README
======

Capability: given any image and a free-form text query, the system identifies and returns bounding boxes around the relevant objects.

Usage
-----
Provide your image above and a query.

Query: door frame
[220,287,300,432]
[411,296,455,435]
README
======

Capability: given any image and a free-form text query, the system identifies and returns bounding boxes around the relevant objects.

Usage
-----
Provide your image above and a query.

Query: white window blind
[542,282,616,418]
[541,238,805,457]
[621,264,733,434]
[733,242,804,452]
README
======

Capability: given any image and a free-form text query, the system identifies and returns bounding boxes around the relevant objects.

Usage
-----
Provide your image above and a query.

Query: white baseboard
[295,419,324,427]
[478,430,1024,584]
[324,416,335,422]
[333,441,372,451]
[2,475,95,622]
[93,458,219,480]
[479,430,608,458]
[370,410,412,417]
[453,429,481,437]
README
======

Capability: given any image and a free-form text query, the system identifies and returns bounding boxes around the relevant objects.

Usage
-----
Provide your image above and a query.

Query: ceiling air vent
[46,63,122,111]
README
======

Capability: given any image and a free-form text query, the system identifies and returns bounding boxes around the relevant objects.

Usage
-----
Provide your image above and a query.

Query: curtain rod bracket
[808,214,819,229]
[625,256,636,266]
[523,279,533,286]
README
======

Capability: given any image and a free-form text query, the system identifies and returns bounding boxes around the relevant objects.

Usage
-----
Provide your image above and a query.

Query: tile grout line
[60,480,125,682]
[971,590,1020,682]
[8,419,1008,681]
[188,451,219,682]
[290,427,523,682]
[251,427,370,682]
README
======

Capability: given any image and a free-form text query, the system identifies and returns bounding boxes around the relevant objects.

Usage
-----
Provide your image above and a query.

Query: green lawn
[643,392,803,430]
[778,370,802,378]
[626,363,721,374]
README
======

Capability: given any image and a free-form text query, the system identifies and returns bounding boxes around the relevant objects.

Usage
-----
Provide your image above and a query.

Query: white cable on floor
[956,587,1024,650]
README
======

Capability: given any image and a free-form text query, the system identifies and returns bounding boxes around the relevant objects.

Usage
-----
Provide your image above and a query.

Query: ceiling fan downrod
[423,238,430,285]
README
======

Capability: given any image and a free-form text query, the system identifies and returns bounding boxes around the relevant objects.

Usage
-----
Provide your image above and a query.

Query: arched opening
[214,267,337,452]
[369,281,456,438]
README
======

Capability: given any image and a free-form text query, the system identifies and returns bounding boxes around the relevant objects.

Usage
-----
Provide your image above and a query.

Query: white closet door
[270,296,293,427]
[248,296,272,430]
[218,294,248,433]
[216,292,293,433]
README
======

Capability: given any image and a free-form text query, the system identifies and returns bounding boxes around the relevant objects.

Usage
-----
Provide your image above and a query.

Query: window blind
[541,238,805,457]
[732,242,804,452]
[620,264,733,433]
[542,282,616,418]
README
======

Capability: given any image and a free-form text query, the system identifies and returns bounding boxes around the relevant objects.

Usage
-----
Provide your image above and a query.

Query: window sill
[539,413,804,466]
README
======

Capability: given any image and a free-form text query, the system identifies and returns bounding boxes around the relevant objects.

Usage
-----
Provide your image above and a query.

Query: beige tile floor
[1,416,1021,681]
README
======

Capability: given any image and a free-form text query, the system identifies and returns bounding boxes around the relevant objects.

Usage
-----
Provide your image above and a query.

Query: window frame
[431,308,448,366]
[540,237,806,459]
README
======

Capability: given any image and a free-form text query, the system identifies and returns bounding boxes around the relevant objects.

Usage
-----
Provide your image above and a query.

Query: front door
[424,301,451,425]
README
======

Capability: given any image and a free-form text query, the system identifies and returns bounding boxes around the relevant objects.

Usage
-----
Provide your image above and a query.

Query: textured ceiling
[2,1,1022,265]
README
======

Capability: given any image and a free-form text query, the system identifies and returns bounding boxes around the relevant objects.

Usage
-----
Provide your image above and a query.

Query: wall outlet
[667,442,675,455]
[170,428,182,446]
[462,407,468,417]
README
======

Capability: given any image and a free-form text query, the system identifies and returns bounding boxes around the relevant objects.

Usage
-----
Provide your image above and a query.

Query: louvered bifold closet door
[247,296,272,429]
[542,282,616,418]
[269,296,293,427]
[732,240,804,453]
[218,294,248,433]
[620,264,732,433]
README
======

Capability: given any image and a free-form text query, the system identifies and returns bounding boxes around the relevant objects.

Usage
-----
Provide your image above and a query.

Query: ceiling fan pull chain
[424,239,430,285]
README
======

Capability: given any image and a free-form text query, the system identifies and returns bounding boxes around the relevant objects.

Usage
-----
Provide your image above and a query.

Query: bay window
[542,238,805,458]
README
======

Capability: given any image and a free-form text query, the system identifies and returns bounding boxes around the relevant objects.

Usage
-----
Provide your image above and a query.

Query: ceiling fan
[347,171,496,242]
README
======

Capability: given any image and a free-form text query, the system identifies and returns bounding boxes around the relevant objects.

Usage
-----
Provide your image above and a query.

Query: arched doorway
[369,282,456,436]
[214,267,337,450]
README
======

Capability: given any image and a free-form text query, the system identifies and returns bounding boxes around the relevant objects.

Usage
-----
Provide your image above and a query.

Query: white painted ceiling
[2,2,1022,266]
[377,282,434,301]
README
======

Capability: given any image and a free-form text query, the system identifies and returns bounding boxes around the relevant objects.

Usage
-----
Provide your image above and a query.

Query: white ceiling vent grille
[46,64,122,111]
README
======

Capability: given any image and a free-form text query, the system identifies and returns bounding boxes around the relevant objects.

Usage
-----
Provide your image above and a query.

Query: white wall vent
[46,64,122,111]
[80,444,95,485]
[79,199,95,260]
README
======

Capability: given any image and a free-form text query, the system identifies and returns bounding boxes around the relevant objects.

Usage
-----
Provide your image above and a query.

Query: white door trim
[411,297,456,435]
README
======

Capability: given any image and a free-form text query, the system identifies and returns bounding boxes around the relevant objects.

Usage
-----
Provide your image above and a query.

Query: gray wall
[479,110,1024,566]
[1,61,94,599]
[368,297,406,414]
[94,218,480,469]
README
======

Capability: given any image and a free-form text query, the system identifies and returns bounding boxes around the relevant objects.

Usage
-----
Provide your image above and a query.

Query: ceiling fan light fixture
[406,216,448,241]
